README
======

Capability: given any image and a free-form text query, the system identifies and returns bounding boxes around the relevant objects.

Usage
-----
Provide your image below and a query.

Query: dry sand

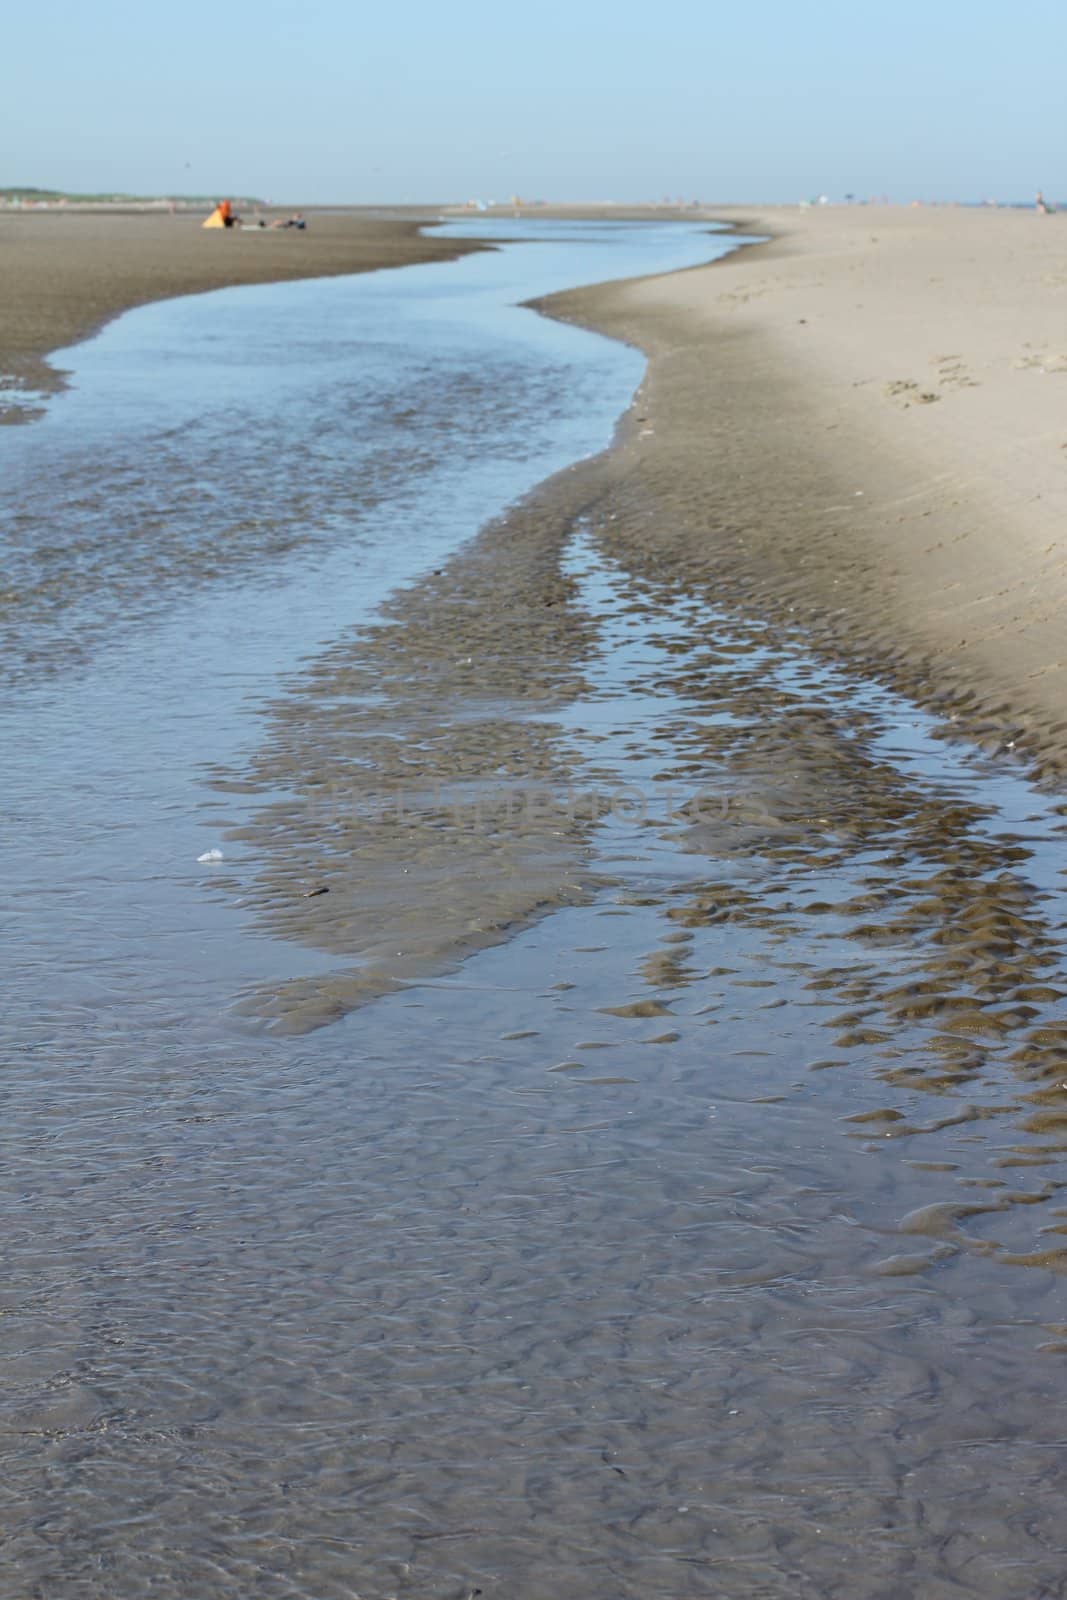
[0,206,487,413]
[547,203,1067,777]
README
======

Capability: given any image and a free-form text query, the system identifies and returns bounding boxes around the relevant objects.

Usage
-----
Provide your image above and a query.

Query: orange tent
[202,200,231,229]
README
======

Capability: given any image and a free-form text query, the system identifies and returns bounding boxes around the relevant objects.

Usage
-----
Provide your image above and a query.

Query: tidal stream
[1,220,1064,1598]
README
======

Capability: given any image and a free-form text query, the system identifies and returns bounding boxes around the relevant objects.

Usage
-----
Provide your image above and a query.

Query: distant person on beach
[268,212,307,230]
[1035,190,1052,214]
[201,198,241,230]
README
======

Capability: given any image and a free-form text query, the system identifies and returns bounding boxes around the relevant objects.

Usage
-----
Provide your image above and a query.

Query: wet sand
[546,203,1067,780]
[7,200,1065,781]
[0,207,488,414]
[209,484,608,1029]
[95,413,1067,1591]
[217,434,1067,1269]
[183,207,1067,1043]
[4,216,1067,1595]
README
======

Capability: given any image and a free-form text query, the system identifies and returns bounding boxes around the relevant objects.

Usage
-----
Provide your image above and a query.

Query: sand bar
[550,203,1067,777]
[0,206,488,411]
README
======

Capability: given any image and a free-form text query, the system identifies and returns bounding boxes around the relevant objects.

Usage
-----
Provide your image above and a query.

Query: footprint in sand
[1014,344,1067,373]
[717,282,772,306]
[931,353,980,388]
[885,379,941,406]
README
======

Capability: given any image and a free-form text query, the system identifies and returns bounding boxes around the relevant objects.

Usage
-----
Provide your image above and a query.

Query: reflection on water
[1,222,1065,1597]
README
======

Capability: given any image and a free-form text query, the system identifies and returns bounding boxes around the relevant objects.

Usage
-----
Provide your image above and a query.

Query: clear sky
[4,0,1063,204]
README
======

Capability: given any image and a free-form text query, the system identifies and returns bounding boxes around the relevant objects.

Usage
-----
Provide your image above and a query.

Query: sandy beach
[8,0,1067,1584]
[7,204,1065,1011]
[549,203,1067,778]
[4,207,1066,1596]
[8,201,1063,778]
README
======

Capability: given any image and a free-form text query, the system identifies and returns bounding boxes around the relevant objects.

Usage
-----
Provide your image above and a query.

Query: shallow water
[2,221,1066,1598]
[1,218,730,682]
[0,220,743,1035]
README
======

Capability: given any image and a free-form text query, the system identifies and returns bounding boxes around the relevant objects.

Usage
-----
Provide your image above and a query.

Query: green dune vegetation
[1,186,262,206]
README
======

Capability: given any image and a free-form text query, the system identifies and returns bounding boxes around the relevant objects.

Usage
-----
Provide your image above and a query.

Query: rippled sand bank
[546,203,1067,779]
[223,204,1067,1029]
[4,210,1066,1597]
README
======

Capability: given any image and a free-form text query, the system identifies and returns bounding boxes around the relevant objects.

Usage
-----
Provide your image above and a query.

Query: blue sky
[4,0,1063,203]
